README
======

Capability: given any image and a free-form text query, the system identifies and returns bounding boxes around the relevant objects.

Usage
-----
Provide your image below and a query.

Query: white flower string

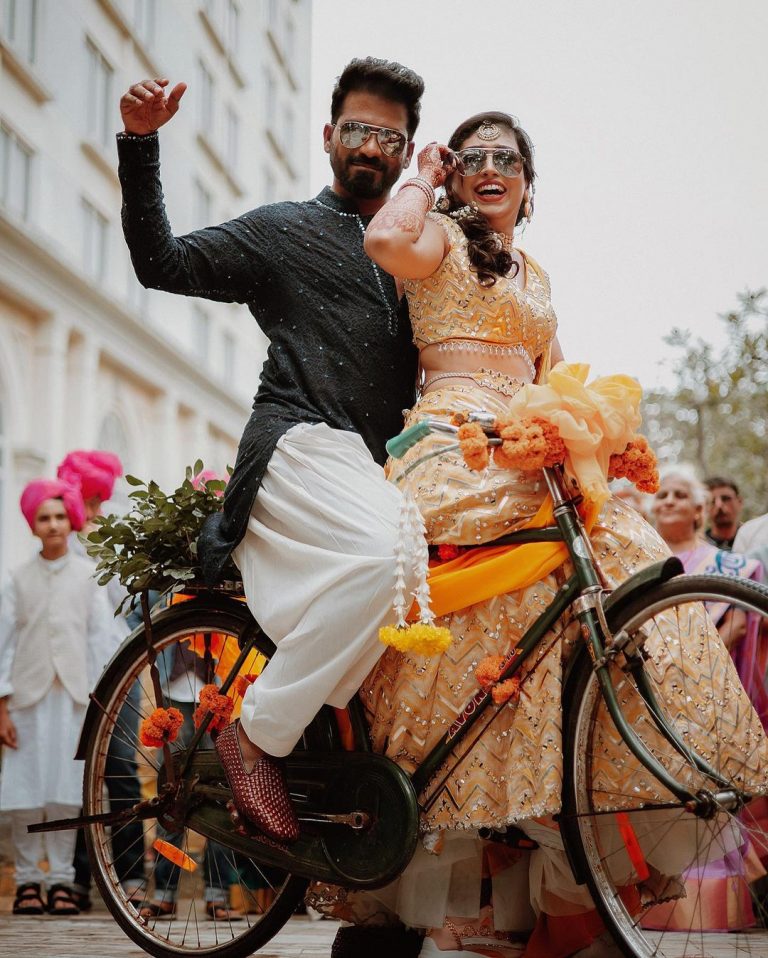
[391,492,412,629]
[379,491,453,656]
[407,492,436,626]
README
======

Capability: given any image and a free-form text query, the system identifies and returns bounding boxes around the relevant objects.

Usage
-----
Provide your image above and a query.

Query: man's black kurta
[117,133,418,583]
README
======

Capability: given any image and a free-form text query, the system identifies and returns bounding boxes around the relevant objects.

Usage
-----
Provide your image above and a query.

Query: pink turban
[20,478,86,532]
[192,469,228,498]
[57,450,123,502]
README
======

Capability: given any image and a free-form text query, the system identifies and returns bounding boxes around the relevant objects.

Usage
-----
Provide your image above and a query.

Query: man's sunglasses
[335,121,408,157]
[455,147,525,178]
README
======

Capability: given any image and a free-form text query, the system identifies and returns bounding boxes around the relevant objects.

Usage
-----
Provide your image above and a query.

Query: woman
[652,465,767,713]
[336,113,768,957]
[642,465,768,933]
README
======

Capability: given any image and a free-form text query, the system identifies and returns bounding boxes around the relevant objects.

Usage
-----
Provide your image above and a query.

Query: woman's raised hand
[416,142,460,188]
[120,77,187,135]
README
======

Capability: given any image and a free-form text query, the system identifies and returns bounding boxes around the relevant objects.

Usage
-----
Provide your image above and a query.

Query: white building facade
[0,0,312,574]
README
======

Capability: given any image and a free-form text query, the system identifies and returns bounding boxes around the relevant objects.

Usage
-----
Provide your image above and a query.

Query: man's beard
[333,154,400,199]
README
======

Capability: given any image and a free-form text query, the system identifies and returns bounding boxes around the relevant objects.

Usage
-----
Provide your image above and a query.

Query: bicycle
[40,416,768,958]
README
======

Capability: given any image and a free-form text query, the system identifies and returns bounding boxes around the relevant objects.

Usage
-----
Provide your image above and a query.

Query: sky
[309,0,768,391]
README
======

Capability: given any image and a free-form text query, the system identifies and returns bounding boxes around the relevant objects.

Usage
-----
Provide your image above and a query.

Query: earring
[523,192,532,220]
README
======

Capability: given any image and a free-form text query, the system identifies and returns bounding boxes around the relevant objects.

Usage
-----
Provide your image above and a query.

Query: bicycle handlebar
[386,420,433,459]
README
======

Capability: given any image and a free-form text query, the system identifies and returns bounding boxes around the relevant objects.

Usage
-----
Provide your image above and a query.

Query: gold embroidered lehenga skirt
[315,383,768,928]
[343,384,767,921]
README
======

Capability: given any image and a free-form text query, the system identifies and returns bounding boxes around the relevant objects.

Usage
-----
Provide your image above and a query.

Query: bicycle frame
[409,466,717,809]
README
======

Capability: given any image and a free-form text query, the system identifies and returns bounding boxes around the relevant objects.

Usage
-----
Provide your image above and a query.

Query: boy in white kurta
[0,479,115,915]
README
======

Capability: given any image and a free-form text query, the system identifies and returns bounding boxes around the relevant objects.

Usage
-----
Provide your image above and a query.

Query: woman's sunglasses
[335,121,408,157]
[455,147,525,178]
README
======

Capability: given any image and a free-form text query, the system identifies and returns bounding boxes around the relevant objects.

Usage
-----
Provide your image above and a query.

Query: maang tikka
[477,121,501,141]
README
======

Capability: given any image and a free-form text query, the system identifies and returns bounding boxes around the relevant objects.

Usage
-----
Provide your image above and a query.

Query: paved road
[0,912,339,957]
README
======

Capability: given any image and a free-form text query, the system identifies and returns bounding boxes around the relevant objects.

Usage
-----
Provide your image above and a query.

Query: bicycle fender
[75,594,258,760]
[602,556,684,623]
[562,556,684,697]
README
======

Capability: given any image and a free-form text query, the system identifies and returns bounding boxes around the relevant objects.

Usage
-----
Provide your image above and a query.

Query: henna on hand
[367,179,432,239]
[417,142,458,188]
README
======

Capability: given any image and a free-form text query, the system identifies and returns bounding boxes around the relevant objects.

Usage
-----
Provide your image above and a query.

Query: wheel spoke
[81,603,308,957]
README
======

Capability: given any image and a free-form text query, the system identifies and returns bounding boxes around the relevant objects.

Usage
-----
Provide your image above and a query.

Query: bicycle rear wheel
[563,573,768,958]
[82,597,342,958]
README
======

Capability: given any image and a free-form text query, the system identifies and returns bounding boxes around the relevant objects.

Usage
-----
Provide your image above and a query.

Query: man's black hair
[331,57,425,138]
[704,476,741,496]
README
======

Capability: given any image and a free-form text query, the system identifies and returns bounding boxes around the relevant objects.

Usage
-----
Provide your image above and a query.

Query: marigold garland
[492,678,521,705]
[474,655,522,704]
[494,417,566,471]
[475,655,506,690]
[457,422,490,471]
[231,673,259,699]
[379,623,453,657]
[609,435,659,493]
[436,543,462,562]
[152,839,197,872]
[139,707,184,748]
[192,683,234,732]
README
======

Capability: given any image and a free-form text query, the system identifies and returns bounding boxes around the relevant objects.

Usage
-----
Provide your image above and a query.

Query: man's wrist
[117,130,159,141]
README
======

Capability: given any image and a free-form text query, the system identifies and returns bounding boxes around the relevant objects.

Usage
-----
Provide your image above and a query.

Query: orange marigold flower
[450,411,470,427]
[231,673,259,699]
[139,707,184,748]
[609,435,659,494]
[536,418,567,467]
[493,417,565,472]
[458,422,490,471]
[436,544,461,562]
[475,655,506,690]
[492,678,521,705]
[192,683,234,733]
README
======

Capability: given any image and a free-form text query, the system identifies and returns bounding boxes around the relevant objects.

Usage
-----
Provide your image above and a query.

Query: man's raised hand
[120,77,187,136]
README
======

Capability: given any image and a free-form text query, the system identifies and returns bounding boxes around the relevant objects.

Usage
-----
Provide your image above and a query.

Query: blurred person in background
[703,475,743,550]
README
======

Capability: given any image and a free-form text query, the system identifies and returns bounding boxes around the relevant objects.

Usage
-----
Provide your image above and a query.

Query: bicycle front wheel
[82,598,321,958]
[563,573,768,958]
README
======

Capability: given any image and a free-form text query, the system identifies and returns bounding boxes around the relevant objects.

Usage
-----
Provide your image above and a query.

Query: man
[704,476,743,550]
[118,57,425,956]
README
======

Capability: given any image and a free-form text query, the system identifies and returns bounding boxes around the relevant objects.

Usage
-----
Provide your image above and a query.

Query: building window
[225,105,239,172]
[86,38,114,149]
[267,0,278,31]
[1,0,39,64]
[132,0,157,46]
[193,305,211,362]
[96,411,131,508]
[283,12,295,65]
[198,59,214,133]
[193,178,212,227]
[224,0,239,58]
[0,121,33,220]
[222,330,235,381]
[283,105,294,157]
[264,168,276,204]
[82,199,109,282]
[264,68,276,130]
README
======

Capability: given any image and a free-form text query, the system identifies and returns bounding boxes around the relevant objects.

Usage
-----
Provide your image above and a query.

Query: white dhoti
[234,423,415,757]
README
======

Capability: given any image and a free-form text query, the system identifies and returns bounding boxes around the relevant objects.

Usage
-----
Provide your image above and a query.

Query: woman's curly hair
[441,112,536,287]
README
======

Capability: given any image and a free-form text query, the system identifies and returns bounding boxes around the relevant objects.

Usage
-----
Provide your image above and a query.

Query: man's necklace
[311,198,399,337]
